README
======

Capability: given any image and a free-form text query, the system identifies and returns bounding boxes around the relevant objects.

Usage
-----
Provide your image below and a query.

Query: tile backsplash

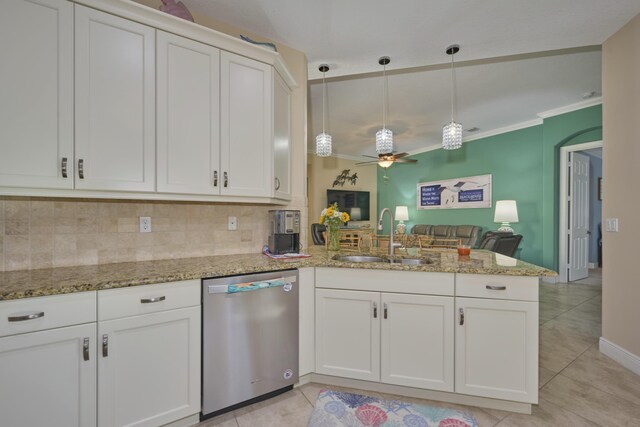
[0,197,294,271]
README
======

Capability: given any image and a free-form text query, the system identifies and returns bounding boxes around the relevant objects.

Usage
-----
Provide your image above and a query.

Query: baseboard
[310,373,532,414]
[295,373,313,387]
[599,337,640,376]
[542,276,559,284]
[588,262,596,269]
[162,414,200,427]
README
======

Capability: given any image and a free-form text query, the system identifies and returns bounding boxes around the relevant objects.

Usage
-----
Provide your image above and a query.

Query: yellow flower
[326,208,335,217]
[341,212,350,222]
[319,215,325,224]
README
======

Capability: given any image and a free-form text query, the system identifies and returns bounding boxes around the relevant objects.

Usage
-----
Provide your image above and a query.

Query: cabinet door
[220,51,273,197]
[381,293,454,391]
[315,288,380,381]
[98,307,200,427]
[273,72,291,200]
[75,5,155,192]
[299,268,315,376]
[455,297,538,403]
[0,323,97,427]
[157,31,221,195]
[0,0,73,189]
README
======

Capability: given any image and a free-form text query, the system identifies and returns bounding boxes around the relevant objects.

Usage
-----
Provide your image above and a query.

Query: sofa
[410,224,483,248]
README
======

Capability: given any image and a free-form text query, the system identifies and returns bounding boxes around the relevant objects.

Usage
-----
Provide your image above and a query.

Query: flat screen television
[326,189,370,221]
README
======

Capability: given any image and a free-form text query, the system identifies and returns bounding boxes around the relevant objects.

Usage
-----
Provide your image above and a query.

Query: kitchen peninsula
[0,247,553,425]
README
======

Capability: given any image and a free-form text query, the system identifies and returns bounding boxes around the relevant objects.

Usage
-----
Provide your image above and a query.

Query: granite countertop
[0,246,556,301]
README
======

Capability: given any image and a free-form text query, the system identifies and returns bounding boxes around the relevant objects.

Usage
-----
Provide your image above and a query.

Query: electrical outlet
[228,216,237,231]
[605,218,619,232]
[139,216,152,233]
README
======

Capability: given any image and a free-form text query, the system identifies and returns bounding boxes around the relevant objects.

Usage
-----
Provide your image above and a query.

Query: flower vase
[327,223,340,251]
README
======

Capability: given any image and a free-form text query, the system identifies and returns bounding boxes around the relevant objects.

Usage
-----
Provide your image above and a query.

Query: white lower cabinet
[455,297,538,403]
[381,293,454,391]
[315,288,454,390]
[299,267,315,376]
[0,292,97,427]
[98,281,201,427]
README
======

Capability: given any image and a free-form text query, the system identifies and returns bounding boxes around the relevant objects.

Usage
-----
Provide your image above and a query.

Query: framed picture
[598,177,603,201]
[417,174,492,210]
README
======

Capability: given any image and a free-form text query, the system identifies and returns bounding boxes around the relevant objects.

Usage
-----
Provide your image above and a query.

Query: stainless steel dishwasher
[201,269,299,419]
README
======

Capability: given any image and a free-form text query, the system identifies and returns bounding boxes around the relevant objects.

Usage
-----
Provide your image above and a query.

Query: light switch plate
[228,216,237,231]
[139,216,151,233]
[605,218,619,232]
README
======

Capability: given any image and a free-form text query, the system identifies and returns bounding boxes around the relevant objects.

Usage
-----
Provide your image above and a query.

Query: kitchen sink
[390,258,432,265]
[332,255,386,263]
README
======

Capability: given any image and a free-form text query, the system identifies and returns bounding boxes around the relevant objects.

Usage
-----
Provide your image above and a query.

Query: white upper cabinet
[273,72,292,200]
[157,31,221,195]
[220,52,273,197]
[75,5,156,192]
[0,0,74,189]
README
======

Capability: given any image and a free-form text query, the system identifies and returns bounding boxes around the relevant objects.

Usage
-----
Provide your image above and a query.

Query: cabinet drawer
[456,274,538,302]
[98,280,200,321]
[315,267,454,295]
[0,291,96,337]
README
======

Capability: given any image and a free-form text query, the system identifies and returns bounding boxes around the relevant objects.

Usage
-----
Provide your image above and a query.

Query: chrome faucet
[378,208,398,256]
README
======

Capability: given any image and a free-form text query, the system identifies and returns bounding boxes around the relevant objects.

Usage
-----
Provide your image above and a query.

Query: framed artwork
[598,177,603,201]
[417,174,492,210]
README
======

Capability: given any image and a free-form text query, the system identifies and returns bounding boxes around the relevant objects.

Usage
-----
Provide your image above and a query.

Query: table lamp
[494,200,518,233]
[349,207,362,221]
[395,206,409,234]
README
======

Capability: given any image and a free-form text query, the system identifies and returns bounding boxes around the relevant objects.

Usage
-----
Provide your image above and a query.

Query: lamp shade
[494,200,519,223]
[349,207,362,221]
[395,206,409,222]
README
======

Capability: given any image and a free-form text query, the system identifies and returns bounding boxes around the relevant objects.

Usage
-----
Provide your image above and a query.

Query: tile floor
[198,269,640,426]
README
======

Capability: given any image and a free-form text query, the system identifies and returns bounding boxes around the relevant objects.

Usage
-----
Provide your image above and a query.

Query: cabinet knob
[224,172,228,188]
[275,177,280,191]
[486,285,507,291]
[78,159,85,179]
[8,311,44,322]
[213,170,218,187]
[383,303,388,319]
[61,157,68,178]
[140,296,166,304]
[459,308,465,326]
[373,302,378,319]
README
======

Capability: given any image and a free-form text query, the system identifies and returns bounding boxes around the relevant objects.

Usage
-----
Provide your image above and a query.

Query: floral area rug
[308,389,478,427]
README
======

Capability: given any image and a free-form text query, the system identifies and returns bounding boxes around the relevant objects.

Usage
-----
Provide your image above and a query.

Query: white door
[75,5,155,192]
[220,51,273,197]
[0,324,97,427]
[157,31,221,195]
[381,293,454,391]
[568,152,590,281]
[0,0,74,189]
[273,72,291,200]
[455,297,538,403]
[315,289,380,381]
[98,307,200,427]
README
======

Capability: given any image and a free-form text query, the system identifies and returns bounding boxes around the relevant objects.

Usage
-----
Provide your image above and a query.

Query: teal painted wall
[377,105,602,270]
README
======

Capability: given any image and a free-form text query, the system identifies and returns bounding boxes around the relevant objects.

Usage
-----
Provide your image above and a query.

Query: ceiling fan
[355,152,418,168]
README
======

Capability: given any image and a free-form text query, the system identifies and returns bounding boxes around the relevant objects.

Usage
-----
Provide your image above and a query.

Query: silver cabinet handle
[83,337,90,361]
[102,334,108,357]
[486,285,507,290]
[61,157,68,178]
[78,159,84,179]
[213,170,218,187]
[383,303,388,319]
[459,308,465,326]
[373,302,378,319]
[275,177,281,191]
[140,296,166,304]
[224,172,228,188]
[8,311,44,322]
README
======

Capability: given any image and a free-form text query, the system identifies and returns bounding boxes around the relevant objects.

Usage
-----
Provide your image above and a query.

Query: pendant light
[376,56,393,155]
[442,44,462,150]
[315,64,332,157]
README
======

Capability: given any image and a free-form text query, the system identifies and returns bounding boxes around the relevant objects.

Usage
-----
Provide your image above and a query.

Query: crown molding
[308,152,366,162]
[537,97,602,119]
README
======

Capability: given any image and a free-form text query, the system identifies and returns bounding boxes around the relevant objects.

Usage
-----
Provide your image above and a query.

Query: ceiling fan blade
[394,152,410,158]
[361,154,379,159]
[394,158,418,163]
[355,160,379,166]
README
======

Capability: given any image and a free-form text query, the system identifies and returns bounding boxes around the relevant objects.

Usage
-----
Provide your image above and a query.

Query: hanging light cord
[322,70,327,133]
[450,52,455,122]
[382,61,387,128]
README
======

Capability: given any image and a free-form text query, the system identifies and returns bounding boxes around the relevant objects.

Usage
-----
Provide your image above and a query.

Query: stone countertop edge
[0,247,556,301]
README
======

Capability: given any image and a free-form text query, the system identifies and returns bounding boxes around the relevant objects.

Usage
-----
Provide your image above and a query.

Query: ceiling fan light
[378,159,394,168]
[315,132,332,157]
[442,121,462,150]
[376,128,393,154]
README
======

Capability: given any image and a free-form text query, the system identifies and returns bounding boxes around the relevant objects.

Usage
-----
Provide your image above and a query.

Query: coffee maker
[268,210,300,254]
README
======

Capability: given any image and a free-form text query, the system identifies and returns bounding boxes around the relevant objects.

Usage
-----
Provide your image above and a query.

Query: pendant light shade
[315,64,332,157]
[442,44,463,150]
[376,56,393,155]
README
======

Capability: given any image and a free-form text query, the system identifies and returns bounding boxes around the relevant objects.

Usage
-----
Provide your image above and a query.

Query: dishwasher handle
[208,275,297,294]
